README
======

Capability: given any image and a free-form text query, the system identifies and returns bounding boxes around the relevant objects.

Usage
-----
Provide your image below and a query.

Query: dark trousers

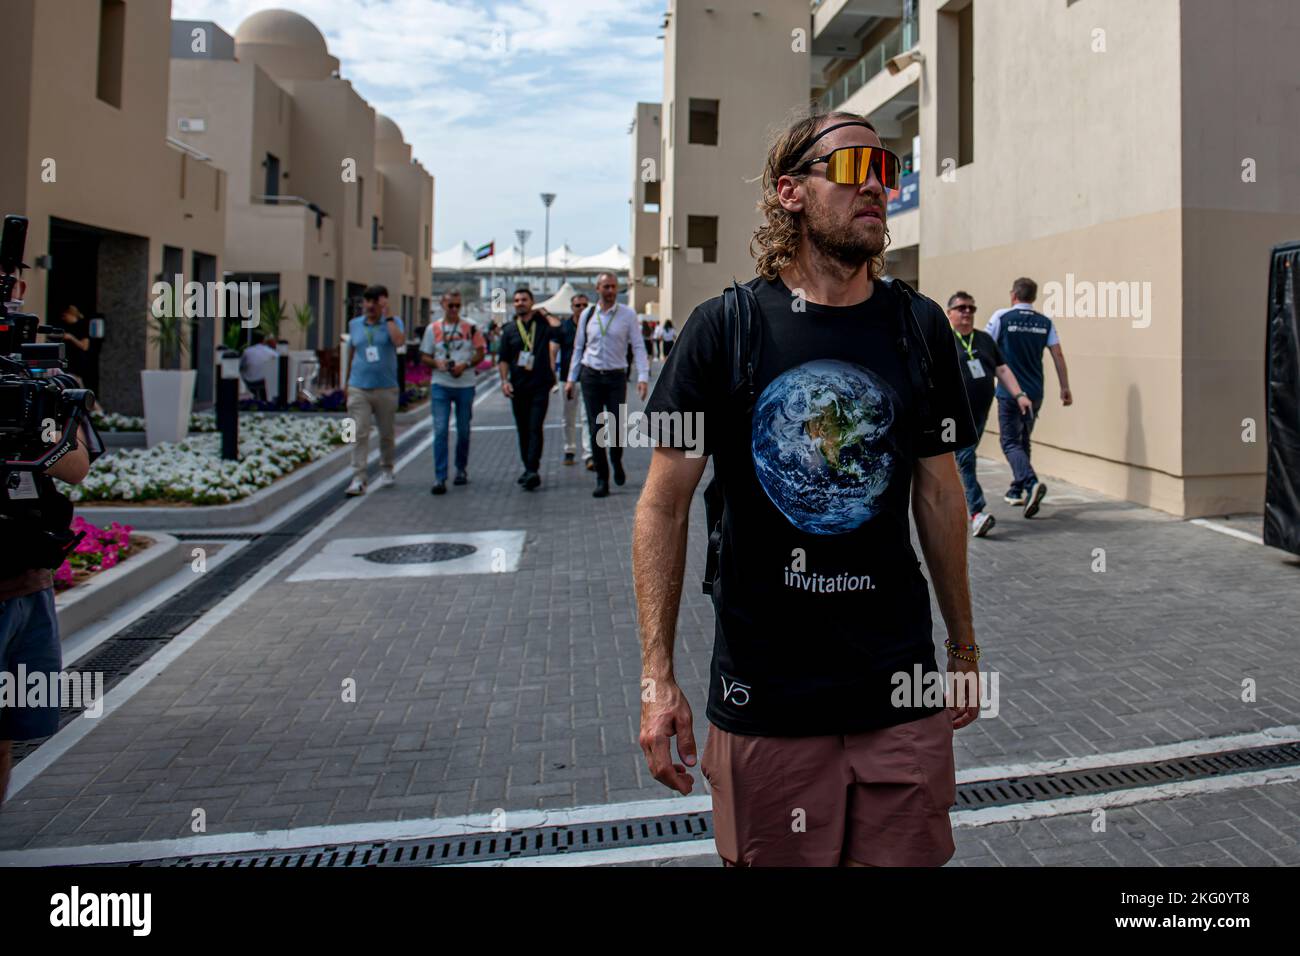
[510,387,550,473]
[955,407,989,515]
[580,365,627,481]
[997,396,1042,493]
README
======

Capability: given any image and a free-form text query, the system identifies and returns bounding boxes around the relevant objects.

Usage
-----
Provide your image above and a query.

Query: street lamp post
[540,193,556,293]
[515,229,531,290]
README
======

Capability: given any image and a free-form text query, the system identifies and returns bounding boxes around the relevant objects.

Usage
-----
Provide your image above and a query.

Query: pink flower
[100,551,118,570]
[54,563,74,585]
[75,537,102,555]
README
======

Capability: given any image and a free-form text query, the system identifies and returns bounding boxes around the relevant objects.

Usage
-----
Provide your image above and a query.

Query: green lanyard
[515,316,536,353]
[955,330,976,360]
[364,319,382,347]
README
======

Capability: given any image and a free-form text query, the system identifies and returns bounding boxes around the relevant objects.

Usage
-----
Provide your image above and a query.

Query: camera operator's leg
[0,587,62,809]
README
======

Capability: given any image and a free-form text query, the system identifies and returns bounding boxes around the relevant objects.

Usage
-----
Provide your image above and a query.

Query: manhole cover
[357,543,477,564]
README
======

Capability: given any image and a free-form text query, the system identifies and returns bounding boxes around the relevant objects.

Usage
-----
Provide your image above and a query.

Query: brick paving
[1,366,1298,863]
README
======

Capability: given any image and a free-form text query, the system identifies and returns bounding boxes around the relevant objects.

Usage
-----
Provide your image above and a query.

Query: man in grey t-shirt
[420,291,486,494]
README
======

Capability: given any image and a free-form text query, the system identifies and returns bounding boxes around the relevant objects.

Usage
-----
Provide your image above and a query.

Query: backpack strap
[880,276,939,443]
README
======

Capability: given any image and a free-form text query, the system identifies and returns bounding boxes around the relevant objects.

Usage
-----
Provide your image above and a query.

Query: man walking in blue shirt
[344,284,405,496]
[985,277,1073,518]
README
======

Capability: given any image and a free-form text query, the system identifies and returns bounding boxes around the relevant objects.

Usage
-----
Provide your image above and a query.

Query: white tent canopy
[524,244,582,272]
[535,281,580,315]
[571,243,630,273]
[432,241,482,271]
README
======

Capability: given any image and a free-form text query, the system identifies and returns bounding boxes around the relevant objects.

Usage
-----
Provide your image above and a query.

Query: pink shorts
[701,709,956,867]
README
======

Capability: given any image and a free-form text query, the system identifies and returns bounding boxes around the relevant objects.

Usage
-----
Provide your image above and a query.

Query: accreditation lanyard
[593,305,615,340]
[363,320,382,347]
[955,330,976,360]
[441,321,461,359]
[515,316,536,353]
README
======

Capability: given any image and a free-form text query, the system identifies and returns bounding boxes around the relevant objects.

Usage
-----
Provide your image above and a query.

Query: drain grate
[953,741,1300,808]
[357,542,477,564]
[98,741,1300,868]
[174,532,262,541]
[129,812,714,868]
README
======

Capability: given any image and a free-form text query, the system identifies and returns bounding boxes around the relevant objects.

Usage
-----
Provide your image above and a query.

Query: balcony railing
[818,17,919,112]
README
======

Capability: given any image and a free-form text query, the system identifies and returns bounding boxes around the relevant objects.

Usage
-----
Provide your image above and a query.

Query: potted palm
[141,287,197,447]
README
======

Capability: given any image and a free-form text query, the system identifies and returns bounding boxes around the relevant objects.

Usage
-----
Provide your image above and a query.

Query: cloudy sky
[173,0,664,259]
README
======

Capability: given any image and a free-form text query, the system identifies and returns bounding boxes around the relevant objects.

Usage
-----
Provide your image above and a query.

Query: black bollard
[396,343,407,409]
[217,348,240,461]
[276,340,290,410]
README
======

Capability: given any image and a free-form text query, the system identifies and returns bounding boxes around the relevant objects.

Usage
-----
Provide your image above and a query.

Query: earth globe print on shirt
[751,359,900,535]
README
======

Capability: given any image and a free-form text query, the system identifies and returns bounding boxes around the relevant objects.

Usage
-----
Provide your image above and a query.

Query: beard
[803,189,888,270]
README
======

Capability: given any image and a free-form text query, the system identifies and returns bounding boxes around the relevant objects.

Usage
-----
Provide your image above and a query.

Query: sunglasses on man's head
[795,145,902,190]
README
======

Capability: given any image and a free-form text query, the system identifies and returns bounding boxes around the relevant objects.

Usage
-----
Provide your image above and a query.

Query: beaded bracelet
[944,639,981,662]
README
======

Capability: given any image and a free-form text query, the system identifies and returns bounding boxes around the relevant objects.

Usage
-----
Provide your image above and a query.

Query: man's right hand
[638,677,697,794]
[1061,386,1073,407]
[564,382,575,400]
[501,381,513,398]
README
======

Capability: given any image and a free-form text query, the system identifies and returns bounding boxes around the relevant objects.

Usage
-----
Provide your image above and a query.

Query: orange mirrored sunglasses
[795,145,902,190]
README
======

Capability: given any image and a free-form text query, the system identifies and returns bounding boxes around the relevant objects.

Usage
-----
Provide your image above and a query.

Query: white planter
[140,369,197,447]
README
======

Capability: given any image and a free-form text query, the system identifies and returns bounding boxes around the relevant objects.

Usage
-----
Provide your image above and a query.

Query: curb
[54,532,181,639]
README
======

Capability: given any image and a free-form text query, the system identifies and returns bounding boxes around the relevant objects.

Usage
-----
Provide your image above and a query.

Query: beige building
[168,10,433,355]
[628,102,662,315]
[658,0,811,327]
[657,0,1300,517]
[0,0,226,414]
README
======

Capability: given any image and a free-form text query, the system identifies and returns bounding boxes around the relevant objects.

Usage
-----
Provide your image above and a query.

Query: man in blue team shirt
[344,284,405,496]
[984,277,1072,518]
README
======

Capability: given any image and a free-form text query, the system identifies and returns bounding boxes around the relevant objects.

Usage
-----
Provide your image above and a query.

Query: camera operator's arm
[46,424,91,485]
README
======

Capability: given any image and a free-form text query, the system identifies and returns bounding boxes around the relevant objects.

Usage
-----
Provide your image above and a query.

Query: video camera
[0,213,103,577]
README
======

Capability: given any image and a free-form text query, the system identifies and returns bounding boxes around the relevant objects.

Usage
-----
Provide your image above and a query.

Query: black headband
[790,120,877,173]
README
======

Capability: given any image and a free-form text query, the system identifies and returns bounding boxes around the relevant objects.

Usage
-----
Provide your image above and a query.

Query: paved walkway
[2,368,1298,866]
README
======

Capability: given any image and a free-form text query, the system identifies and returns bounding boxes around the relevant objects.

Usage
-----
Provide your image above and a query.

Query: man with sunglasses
[946,291,1032,536]
[984,277,1073,518]
[635,111,979,867]
[421,291,486,494]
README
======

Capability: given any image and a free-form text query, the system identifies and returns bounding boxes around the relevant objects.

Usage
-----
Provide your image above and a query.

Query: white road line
[1189,517,1265,546]
[4,430,436,803]
[9,723,1300,867]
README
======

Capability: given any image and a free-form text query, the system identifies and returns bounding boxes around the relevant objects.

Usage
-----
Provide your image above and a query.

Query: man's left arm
[629,311,650,399]
[912,453,978,729]
[46,424,92,485]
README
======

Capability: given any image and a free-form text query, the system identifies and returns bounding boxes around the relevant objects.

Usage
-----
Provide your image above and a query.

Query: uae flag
[474,241,494,261]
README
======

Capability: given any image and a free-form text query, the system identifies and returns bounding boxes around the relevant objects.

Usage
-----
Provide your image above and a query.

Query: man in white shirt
[565,272,649,497]
[239,334,278,402]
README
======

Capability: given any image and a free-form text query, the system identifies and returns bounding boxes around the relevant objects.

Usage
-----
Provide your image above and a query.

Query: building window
[264,153,280,203]
[96,0,126,108]
[688,99,719,146]
[356,176,365,228]
[687,215,718,264]
[643,256,659,287]
[643,180,661,212]
[372,216,380,249]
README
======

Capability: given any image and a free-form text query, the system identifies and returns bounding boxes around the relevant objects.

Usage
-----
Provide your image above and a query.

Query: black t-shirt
[497,311,556,392]
[954,328,1003,421]
[646,275,976,737]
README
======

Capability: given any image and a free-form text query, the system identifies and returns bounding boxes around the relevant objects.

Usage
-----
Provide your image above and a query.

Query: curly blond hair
[750,108,889,281]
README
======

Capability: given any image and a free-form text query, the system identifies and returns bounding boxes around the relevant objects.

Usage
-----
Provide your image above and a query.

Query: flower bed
[54,517,150,590]
[65,414,347,505]
[92,411,218,433]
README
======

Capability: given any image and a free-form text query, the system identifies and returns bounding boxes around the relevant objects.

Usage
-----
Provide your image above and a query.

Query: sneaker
[612,462,626,486]
[1004,489,1028,506]
[592,479,610,498]
[345,477,366,497]
[453,473,468,486]
[523,472,541,491]
[585,457,594,472]
[564,453,575,466]
[1023,480,1047,518]
[971,512,996,537]
[375,470,395,490]
[517,471,529,485]
[431,481,447,495]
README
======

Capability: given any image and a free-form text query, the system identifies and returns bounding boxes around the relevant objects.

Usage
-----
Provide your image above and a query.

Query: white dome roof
[235,8,329,56]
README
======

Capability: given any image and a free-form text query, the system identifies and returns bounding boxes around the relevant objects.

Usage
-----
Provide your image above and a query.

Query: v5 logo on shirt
[720,674,752,707]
